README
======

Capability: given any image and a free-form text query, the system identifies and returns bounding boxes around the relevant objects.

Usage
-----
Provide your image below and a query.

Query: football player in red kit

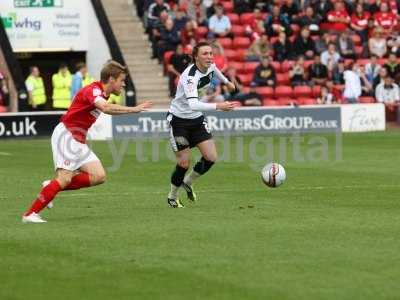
[22,60,152,223]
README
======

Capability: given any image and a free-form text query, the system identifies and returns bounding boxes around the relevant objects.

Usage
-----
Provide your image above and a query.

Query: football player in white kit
[166,42,236,208]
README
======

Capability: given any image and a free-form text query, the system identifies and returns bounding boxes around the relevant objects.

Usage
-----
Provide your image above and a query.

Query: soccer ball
[261,163,286,188]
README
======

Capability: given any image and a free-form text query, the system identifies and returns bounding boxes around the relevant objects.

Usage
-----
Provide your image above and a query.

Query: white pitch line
[58,184,400,197]
[0,152,12,156]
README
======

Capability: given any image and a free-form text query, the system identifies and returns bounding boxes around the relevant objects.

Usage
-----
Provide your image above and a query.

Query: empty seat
[238,74,253,86]
[359,96,375,103]
[243,62,259,74]
[233,37,251,49]
[255,87,274,98]
[217,37,233,49]
[227,13,240,25]
[276,73,291,85]
[275,86,293,98]
[294,85,312,98]
[231,25,246,36]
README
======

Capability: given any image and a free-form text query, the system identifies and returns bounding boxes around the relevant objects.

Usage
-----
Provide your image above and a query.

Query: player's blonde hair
[100,60,127,83]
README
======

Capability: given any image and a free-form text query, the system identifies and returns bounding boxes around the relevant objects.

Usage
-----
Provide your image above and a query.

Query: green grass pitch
[1,131,400,300]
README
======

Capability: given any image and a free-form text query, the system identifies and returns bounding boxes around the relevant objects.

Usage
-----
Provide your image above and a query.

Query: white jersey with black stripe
[169,63,228,119]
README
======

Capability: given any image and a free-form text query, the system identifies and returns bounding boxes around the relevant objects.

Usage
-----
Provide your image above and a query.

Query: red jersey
[351,12,370,29]
[374,11,397,30]
[61,81,109,143]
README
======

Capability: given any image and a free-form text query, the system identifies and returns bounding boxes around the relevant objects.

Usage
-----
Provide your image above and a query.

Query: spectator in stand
[350,3,370,44]
[358,64,374,96]
[387,32,400,55]
[327,1,350,33]
[252,56,276,87]
[321,43,341,72]
[150,10,170,59]
[71,62,94,98]
[335,29,356,59]
[212,42,228,72]
[343,63,362,103]
[293,27,315,59]
[181,19,198,46]
[52,63,72,110]
[147,0,171,32]
[373,2,397,37]
[273,31,293,62]
[365,54,381,84]
[25,66,47,111]
[173,9,189,33]
[332,59,346,84]
[234,0,255,14]
[245,8,266,40]
[375,76,400,103]
[157,18,181,61]
[383,52,400,82]
[167,44,192,97]
[289,55,309,86]
[298,7,320,34]
[368,27,387,58]
[315,0,333,23]
[315,31,332,54]
[281,0,300,24]
[373,66,389,90]
[309,54,329,85]
[246,34,272,61]
[0,71,9,108]
[207,4,232,39]
[264,5,292,37]
[222,67,262,106]
[317,85,336,104]
[206,0,220,19]
[187,0,208,27]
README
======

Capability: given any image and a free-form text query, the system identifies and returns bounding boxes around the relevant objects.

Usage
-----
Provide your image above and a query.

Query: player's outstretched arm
[95,100,152,115]
[216,101,235,111]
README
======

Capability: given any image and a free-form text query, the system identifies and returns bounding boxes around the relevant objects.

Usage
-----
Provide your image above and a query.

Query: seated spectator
[387,32,400,55]
[181,20,198,47]
[298,7,320,34]
[375,76,400,103]
[350,3,370,44]
[317,85,336,104]
[289,55,309,86]
[150,10,170,59]
[234,0,254,14]
[373,67,389,90]
[365,54,381,84]
[246,34,272,61]
[321,43,341,71]
[281,0,300,24]
[335,30,356,59]
[273,31,293,62]
[212,42,228,72]
[315,32,332,54]
[309,54,329,85]
[173,9,189,33]
[327,1,350,32]
[373,2,397,37]
[147,0,171,32]
[0,71,9,107]
[245,8,266,40]
[222,67,262,106]
[293,27,315,59]
[332,59,346,84]
[264,5,292,37]
[358,65,374,96]
[167,44,191,97]
[383,52,400,82]
[343,63,362,103]
[252,56,276,87]
[187,0,207,27]
[368,27,387,58]
[157,18,181,61]
[206,0,219,19]
[208,5,232,39]
[315,0,333,23]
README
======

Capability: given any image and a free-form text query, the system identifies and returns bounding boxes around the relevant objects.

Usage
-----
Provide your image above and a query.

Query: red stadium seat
[355,46,363,57]
[217,37,233,49]
[0,106,7,113]
[243,62,259,74]
[230,101,242,107]
[275,86,293,98]
[240,13,255,25]
[227,13,240,25]
[238,74,253,86]
[270,61,281,73]
[263,99,279,106]
[228,62,244,73]
[281,60,294,72]
[225,49,237,61]
[233,37,251,49]
[276,73,291,85]
[300,98,318,105]
[221,1,234,13]
[357,59,370,66]
[359,96,376,103]
[163,51,174,74]
[231,25,246,37]
[312,85,321,97]
[255,87,274,98]
[278,98,297,106]
[195,26,208,39]
[304,60,314,69]
[294,86,312,98]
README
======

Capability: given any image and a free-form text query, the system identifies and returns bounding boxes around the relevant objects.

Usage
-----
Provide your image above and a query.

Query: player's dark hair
[192,42,211,65]
[100,60,127,83]
[76,62,86,71]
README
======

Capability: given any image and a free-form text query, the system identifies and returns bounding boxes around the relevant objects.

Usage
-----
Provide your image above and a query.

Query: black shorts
[167,113,212,152]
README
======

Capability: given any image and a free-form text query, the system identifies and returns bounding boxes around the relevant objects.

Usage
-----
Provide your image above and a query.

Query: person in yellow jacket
[25,66,47,110]
[52,63,72,110]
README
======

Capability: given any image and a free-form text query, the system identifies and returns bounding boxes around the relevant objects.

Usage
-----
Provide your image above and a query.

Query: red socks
[24,180,61,216]
[64,172,91,190]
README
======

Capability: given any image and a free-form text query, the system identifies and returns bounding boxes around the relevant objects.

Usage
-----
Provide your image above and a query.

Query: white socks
[183,170,201,186]
[168,184,179,200]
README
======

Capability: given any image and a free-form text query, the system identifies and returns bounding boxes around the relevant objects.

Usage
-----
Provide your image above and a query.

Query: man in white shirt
[321,43,341,72]
[208,5,232,38]
[343,64,362,103]
[375,76,400,103]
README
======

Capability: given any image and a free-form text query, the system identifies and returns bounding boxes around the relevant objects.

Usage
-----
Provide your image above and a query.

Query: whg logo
[1,12,42,31]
